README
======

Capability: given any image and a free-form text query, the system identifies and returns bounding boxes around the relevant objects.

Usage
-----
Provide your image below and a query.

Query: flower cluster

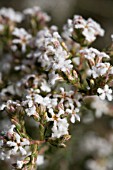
[34,27,73,73]
[0,7,23,35]
[0,124,31,169]
[0,6,113,170]
[22,85,80,138]
[62,15,104,45]
[24,6,51,23]
[80,47,112,78]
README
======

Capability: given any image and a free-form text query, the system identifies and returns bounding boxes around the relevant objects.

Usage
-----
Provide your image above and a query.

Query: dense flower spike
[34,27,73,72]
[97,85,113,101]
[0,5,113,170]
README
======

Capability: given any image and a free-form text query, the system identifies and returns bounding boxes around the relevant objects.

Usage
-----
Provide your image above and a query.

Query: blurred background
[0,0,113,170]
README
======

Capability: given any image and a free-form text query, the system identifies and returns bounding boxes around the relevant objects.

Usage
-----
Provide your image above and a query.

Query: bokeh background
[0,0,113,170]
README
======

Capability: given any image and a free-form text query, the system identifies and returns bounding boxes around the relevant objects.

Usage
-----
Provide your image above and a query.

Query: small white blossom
[91,96,109,118]
[25,105,37,117]
[40,80,51,92]
[48,71,61,85]
[51,118,69,138]
[0,7,23,23]
[17,160,24,169]
[6,125,30,156]
[80,47,109,61]
[7,137,29,156]
[34,94,58,108]
[66,103,80,123]
[63,15,104,44]
[46,108,69,138]
[72,57,80,65]
[52,57,73,72]
[36,155,45,166]
[12,28,32,52]
[88,62,110,78]
[47,108,64,122]
[97,85,112,101]
[24,6,51,23]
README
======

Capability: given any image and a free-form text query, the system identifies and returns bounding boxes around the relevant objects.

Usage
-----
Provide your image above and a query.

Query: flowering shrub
[0,6,113,170]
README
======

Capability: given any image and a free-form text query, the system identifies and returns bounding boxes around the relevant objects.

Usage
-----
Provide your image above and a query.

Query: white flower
[0,7,23,23]
[63,15,104,44]
[17,160,24,169]
[8,140,29,155]
[27,99,33,108]
[6,125,30,156]
[46,108,64,123]
[12,28,32,52]
[23,94,39,117]
[88,62,110,78]
[53,58,73,72]
[40,80,51,92]
[48,98,58,108]
[33,94,43,104]
[46,108,69,138]
[48,71,61,85]
[80,47,109,61]
[97,85,112,101]
[62,19,73,40]
[72,57,80,65]
[25,105,37,117]
[36,155,44,166]
[24,6,51,22]
[91,96,109,118]
[82,27,96,42]
[80,48,110,71]
[54,88,74,103]
[34,94,57,108]
[66,103,80,123]
[82,18,104,42]
[7,139,29,156]
[51,118,69,138]
[41,96,51,107]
